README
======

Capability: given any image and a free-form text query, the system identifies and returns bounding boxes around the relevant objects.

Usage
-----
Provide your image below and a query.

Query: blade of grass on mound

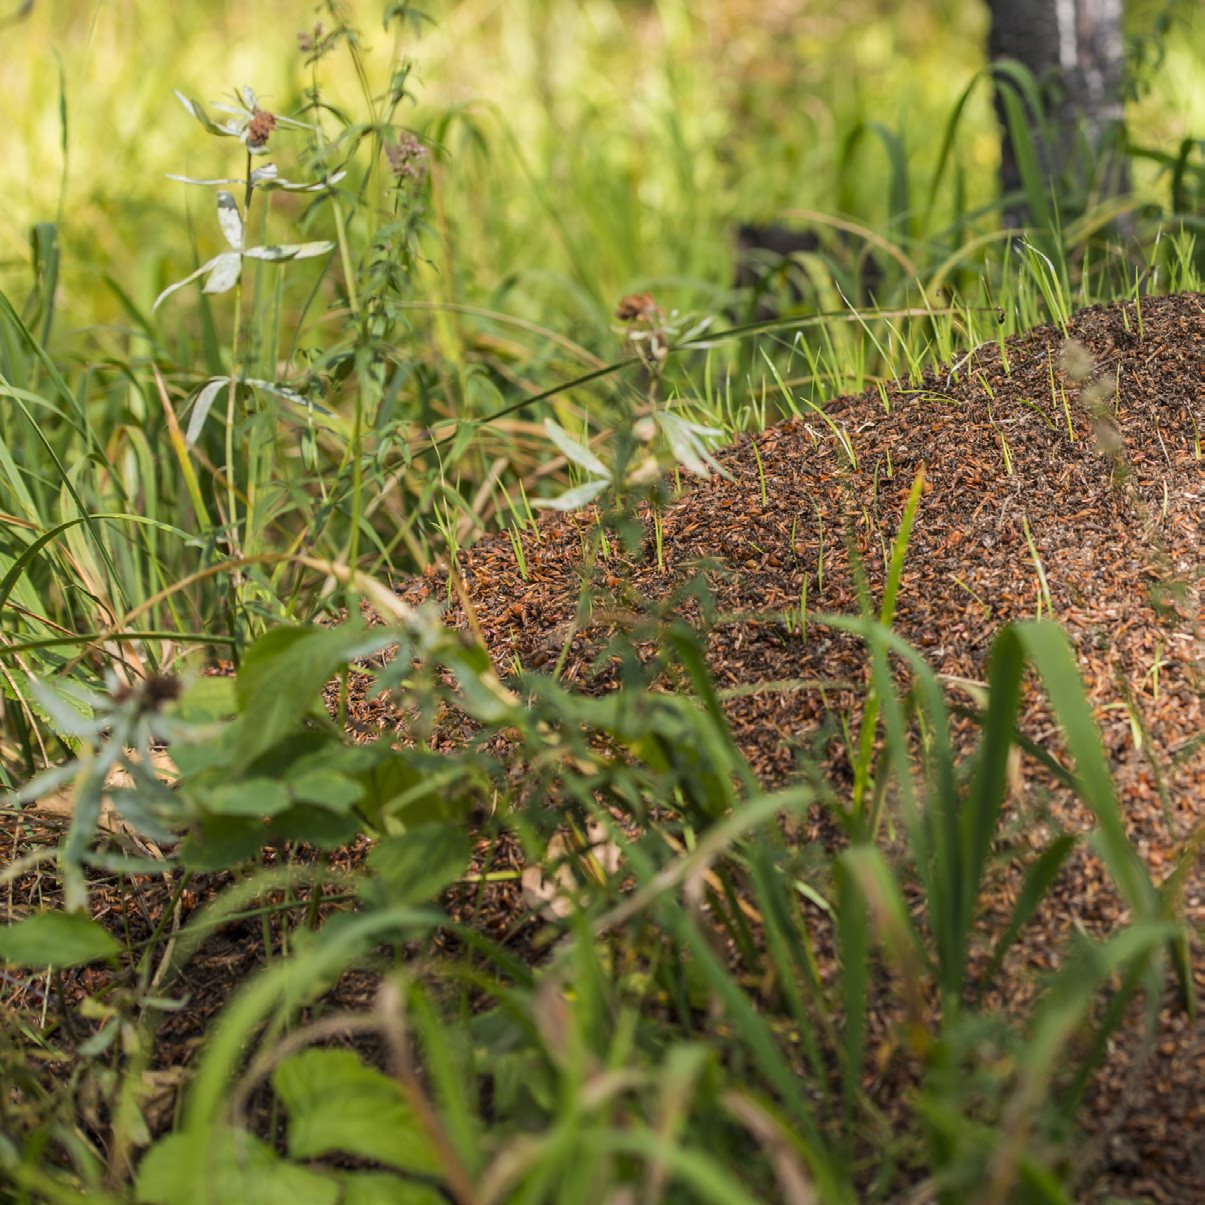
[850,464,926,833]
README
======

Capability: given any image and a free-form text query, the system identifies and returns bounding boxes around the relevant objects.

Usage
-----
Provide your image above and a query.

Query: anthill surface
[368,291,1202,1201]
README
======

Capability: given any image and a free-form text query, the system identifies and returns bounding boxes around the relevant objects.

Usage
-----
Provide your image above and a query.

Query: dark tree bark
[986,0,1130,224]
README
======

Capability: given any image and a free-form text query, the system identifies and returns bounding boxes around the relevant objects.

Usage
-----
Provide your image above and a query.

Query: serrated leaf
[186,377,229,445]
[202,251,243,295]
[215,192,243,250]
[0,912,121,968]
[28,676,102,738]
[543,418,610,478]
[273,1048,441,1174]
[531,478,611,511]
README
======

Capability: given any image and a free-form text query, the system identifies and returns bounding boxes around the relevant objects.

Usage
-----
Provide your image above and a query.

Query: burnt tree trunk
[986,0,1130,224]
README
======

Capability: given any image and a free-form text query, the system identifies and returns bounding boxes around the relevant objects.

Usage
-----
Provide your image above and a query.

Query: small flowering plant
[173,85,314,153]
[154,87,345,313]
[152,85,353,456]
[532,292,727,511]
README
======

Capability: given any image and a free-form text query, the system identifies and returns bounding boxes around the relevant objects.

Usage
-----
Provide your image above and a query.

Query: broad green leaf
[273,1048,442,1174]
[28,675,102,738]
[365,824,471,906]
[178,815,267,871]
[267,804,359,850]
[233,623,395,765]
[205,778,291,818]
[136,1129,339,1205]
[286,768,365,811]
[0,911,120,967]
[339,1172,445,1205]
[174,674,237,718]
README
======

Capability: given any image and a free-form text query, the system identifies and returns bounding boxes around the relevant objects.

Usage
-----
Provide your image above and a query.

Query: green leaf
[136,1130,339,1205]
[233,623,394,766]
[356,751,479,828]
[286,767,364,810]
[205,778,292,818]
[178,815,267,871]
[273,1048,442,1174]
[267,804,359,850]
[542,418,610,478]
[176,674,238,723]
[338,1173,445,1205]
[365,824,471,906]
[0,911,120,968]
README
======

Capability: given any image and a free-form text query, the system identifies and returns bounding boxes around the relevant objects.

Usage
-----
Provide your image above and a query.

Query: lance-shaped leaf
[655,411,729,478]
[152,254,235,310]
[216,192,243,250]
[174,89,235,137]
[201,251,243,295]
[244,378,334,417]
[186,378,230,445]
[166,164,348,192]
[243,241,335,263]
[531,478,611,511]
[542,418,611,478]
[184,376,338,445]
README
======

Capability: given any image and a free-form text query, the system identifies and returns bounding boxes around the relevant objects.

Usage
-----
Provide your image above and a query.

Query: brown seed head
[615,292,659,324]
[246,108,276,150]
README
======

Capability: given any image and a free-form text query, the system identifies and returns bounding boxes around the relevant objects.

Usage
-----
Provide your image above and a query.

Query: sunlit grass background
[2,0,1201,336]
